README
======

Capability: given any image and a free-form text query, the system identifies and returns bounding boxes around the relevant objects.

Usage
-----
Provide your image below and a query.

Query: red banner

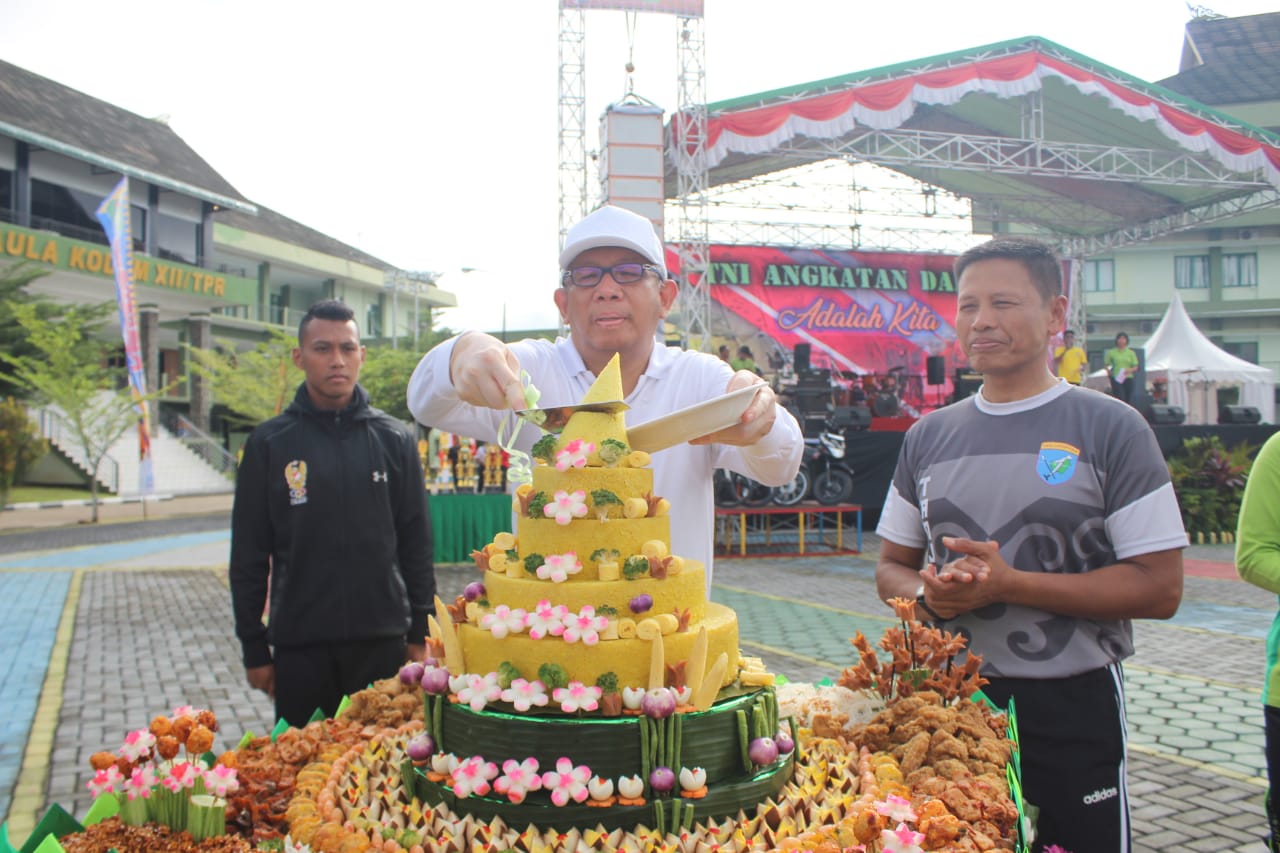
[687,244,963,409]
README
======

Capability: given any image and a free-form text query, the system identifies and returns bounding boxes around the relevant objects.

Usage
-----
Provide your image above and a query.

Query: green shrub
[1167,435,1254,538]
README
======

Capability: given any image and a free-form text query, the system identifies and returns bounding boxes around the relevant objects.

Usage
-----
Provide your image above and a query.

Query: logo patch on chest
[1036,441,1080,485]
[285,459,308,505]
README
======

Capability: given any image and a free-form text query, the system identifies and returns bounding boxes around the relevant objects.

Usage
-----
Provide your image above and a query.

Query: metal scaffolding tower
[669,14,711,350]
[558,4,589,249]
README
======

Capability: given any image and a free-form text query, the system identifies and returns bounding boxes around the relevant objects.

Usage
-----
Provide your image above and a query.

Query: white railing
[34,407,120,494]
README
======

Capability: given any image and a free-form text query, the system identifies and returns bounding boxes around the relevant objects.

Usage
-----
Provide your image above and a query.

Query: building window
[366,304,383,338]
[1082,259,1114,292]
[1175,255,1209,289]
[269,293,285,325]
[1221,340,1259,364]
[1223,253,1258,288]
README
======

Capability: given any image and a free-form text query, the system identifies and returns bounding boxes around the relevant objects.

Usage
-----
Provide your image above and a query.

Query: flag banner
[95,177,154,495]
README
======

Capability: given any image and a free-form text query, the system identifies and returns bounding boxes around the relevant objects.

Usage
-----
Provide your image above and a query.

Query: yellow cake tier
[517,516,671,581]
[480,563,707,623]
[529,466,656,520]
[458,602,740,691]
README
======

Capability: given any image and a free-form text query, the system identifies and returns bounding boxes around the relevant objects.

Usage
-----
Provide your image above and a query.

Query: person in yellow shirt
[1053,329,1088,385]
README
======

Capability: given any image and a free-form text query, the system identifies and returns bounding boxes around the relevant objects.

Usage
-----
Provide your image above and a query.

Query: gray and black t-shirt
[877,380,1187,678]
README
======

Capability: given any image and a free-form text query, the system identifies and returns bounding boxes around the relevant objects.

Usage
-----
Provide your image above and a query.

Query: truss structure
[557,5,589,249]
[669,14,711,350]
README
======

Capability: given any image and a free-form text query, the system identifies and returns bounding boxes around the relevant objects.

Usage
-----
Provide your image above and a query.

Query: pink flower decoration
[457,672,503,711]
[552,681,602,713]
[171,705,197,718]
[479,605,528,639]
[536,552,582,583]
[494,757,542,804]
[561,605,609,645]
[87,765,123,798]
[119,728,157,762]
[540,757,592,806]
[555,440,595,471]
[450,755,499,798]
[160,761,201,793]
[543,490,588,525]
[525,600,569,639]
[881,821,926,853]
[203,764,239,798]
[125,765,157,800]
[875,794,917,824]
[501,678,550,712]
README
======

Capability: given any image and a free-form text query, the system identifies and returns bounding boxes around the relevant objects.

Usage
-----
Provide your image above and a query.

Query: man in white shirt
[407,205,802,583]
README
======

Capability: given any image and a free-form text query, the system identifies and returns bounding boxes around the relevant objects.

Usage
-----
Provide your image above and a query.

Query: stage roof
[664,37,1280,250]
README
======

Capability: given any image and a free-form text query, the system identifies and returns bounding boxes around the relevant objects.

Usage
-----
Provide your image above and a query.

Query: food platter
[627,385,760,453]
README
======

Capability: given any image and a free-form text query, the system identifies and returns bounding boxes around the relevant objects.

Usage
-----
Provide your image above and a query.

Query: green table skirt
[430,492,512,563]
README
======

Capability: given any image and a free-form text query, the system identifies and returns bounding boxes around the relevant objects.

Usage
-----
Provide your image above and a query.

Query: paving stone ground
[0,505,1271,851]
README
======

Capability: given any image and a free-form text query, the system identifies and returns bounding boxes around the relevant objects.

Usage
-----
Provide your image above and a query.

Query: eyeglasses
[561,263,661,289]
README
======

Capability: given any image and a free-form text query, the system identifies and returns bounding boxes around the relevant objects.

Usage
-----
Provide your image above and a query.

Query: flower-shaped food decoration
[171,704,197,718]
[451,756,499,798]
[881,822,926,853]
[501,678,550,712]
[87,765,123,798]
[621,686,646,710]
[526,599,570,639]
[544,490,588,525]
[457,672,503,711]
[119,729,157,762]
[541,757,593,806]
[125,766,157,800]
[555,439,595,472]
[480,605,529,639]
[203,765,239,798]
[552,681,602,713]
[537,552,582,583]
[160,761,200,793]
[876,794,917,824]
[562,605,609,645]
[616,774,645,804]
[494,757,542,804]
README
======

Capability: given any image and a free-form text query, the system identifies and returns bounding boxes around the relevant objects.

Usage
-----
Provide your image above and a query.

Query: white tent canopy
[1102,293,1275,424]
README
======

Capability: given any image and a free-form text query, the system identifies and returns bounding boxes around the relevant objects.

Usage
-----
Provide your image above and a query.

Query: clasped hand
[920,536,1011,619]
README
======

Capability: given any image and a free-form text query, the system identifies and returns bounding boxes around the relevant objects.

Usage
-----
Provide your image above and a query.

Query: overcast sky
[2,0,1275,331]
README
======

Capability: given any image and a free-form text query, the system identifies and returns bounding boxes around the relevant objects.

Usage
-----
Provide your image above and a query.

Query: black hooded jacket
[229,382,434,667]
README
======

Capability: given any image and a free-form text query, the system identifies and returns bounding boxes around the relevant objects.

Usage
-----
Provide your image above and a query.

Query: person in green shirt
[1236,432,1280,852]
[731,345,758,374]
[1104,332,1139,404]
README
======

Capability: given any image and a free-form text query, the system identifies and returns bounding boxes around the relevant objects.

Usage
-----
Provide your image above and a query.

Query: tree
[0,303,156,522]
[186,329,301,428]
[0,396,47,506]
[360,345,425,425]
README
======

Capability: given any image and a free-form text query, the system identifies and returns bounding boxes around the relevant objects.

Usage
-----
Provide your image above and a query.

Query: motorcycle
[713,469,774,508]
[798,421,856,505]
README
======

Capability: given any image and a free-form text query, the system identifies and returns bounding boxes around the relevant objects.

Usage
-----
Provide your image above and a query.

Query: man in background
[1053,329,1088,384]
[230,299,434,726]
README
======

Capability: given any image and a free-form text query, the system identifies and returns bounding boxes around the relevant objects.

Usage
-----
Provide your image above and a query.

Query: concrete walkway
[0,498,1269,851]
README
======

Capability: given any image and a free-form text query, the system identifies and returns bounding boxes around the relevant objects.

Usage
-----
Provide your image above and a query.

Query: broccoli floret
[538,663,569,690]
[596,604,619,617]
[590,548,620,563]
[527,491,550,518]
[623,555,650,580]
[524,553,545,572]
[591,489,622,507]
[496,661,522,689]
[598,438,630,465]
[531,434,558,464]
[596,672,620,693]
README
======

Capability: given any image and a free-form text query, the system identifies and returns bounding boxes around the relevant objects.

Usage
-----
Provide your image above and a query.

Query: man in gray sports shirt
[876,237,1186,853]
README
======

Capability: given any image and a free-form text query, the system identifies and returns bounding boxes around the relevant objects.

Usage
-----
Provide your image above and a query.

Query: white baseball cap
[559,205,667,279]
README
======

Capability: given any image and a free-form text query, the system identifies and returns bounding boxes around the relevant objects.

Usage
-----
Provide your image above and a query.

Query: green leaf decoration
[527,492,550,519]
[497,661,522,689]
[524,553,545,572]
[531,435,558,464]
[590,548,620,563]
[538,663,569,690]
[591,489,622,506]
[598,438,629,465]
[596,671,619,693]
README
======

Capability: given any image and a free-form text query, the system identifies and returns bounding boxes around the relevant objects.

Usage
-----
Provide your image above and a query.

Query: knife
[514,400,629,433]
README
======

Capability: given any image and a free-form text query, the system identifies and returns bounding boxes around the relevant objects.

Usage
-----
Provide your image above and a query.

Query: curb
[2,494,176,512]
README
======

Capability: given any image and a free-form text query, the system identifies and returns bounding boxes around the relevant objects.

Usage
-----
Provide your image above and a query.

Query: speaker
[871,392,899,417]
[794,343,811,374]
[1142,404,1186,426]
[828,405,872,431]
[926,355,945,386]
[1219,405,1261,425]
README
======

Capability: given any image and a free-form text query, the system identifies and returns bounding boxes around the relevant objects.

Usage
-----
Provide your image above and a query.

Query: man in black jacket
[230,299,434,726]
